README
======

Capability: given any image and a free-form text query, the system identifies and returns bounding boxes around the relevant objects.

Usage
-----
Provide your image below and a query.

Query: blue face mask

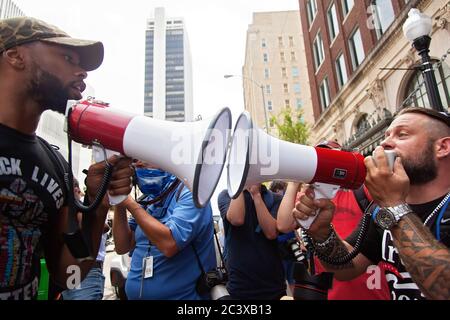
[135,168,178,201]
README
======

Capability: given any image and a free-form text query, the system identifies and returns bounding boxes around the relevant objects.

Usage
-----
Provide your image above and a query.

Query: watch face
[376,209,395,230]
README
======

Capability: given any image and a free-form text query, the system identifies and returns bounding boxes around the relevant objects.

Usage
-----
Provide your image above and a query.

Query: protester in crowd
[0,16,133,300]
[217,184,286,300]
[294,108,450,300]
[278,140,390,299]
[113,162,216,300]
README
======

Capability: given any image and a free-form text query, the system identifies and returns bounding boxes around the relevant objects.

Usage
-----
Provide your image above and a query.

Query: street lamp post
[224,74,270,133]
[403,9,445,112]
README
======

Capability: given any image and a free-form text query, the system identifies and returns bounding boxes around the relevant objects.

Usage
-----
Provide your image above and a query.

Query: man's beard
[28,62,70,114]
[402,140,438,185]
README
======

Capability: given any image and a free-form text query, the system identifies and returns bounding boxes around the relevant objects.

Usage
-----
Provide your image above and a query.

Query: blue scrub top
[125,186,215,300]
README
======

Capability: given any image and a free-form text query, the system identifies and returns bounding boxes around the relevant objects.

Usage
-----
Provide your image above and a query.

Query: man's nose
[381,136,394,149]
[75,68,87,80]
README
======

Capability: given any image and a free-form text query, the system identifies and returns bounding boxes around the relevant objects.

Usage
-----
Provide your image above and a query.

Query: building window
[291,51,296,61]
[264,68,270,79]
[294,83,301,94]
[327,2,340,41]
[278,36,284,47]
[342,0,354,17]
[336,53,348,89]
[404,61,450,109]
[349,27,365,70]
[296,99,303,109]
[307,0,318,26]
[263,53,269,63]
[319,77,331,111]
[267,100,273,111]
[282,67,288,78]
[285,99,291,108]
[371,0,395,39]
[284,83,289,94]
[289,36,294,47]
[261,38,267,48]
[266,85,272,95]
[280,52,285,62]
[292,66,299,77]
[313,32,325,71]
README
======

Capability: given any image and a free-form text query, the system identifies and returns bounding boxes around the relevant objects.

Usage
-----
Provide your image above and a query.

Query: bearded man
[0,17,133,300]
[293,107,450,300]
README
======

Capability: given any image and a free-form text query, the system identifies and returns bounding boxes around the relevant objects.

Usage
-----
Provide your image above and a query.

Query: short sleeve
[165,187,212,251]
[346,217,382,264]
[217,189,231,220]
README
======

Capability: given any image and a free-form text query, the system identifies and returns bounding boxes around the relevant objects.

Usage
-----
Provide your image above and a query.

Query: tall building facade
[0,0,25,19]
[242,11,314,136]
[299,0,450,153]
[144,7,194,122]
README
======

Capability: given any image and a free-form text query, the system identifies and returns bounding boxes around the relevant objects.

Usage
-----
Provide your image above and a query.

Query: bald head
[398,107,450,140]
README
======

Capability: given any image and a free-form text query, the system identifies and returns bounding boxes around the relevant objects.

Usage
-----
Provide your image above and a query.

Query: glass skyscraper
[144,7,193,122]
[0,0,25,19]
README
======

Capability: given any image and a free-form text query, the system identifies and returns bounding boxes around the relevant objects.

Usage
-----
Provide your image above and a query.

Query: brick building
[298,0,450,154]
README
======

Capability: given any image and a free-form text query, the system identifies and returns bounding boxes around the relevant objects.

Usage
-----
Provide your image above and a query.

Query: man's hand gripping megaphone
[293,150,397,239]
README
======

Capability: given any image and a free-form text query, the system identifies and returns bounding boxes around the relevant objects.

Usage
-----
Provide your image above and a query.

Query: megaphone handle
[92,146,127,206]
[296,183,340,230]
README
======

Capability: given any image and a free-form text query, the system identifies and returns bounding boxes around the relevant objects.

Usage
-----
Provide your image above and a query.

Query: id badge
[142,256,153,279]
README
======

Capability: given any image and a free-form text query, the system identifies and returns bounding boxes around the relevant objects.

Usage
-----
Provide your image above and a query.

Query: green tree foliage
[269,107,309,144]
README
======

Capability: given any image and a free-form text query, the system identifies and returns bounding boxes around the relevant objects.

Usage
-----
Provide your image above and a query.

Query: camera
[287,238,308,264]
[288,237,333,300]
[196,267,232,300]
[293,262,333,300]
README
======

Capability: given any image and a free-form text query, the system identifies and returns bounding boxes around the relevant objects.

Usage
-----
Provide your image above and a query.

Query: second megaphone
[227,112,366,198]
[67,99,232,208]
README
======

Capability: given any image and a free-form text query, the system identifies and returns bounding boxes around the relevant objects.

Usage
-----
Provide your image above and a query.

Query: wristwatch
[374,203,413,230]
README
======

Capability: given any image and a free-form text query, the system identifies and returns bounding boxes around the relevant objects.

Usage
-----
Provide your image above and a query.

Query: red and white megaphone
[227,112,366,228]
[67,99,232,208]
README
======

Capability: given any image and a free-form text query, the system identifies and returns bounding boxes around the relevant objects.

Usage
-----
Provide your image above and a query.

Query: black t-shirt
[347,194,450,300]
[217,187,286,300]
[0,123,67,299]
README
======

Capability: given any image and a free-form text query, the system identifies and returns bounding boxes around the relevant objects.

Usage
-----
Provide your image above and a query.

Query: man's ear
[2,47,26,70]
[436,136,450,159]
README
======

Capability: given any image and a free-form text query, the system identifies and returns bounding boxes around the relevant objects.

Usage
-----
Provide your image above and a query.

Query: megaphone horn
[227,112,366,199]
[68,100,232,208]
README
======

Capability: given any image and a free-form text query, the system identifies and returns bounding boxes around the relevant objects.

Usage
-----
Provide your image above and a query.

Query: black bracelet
[311,225,337,255]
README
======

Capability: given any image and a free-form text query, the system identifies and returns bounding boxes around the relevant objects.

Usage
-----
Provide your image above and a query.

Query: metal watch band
[386,203,413,223]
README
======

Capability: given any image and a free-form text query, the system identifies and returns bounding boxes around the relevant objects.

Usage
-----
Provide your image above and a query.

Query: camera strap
[191,243,206,275]
[213,226,227,270]
[352,186,371,213]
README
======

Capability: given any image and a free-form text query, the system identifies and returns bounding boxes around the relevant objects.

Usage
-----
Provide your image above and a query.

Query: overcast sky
[14,0,301,213]
[15,0,300,120]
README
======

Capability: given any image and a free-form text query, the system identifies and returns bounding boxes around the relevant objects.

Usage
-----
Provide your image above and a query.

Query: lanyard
[436,197,450,241]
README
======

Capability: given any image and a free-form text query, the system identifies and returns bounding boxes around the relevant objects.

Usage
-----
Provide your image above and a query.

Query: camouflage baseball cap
[0,16,104,71]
